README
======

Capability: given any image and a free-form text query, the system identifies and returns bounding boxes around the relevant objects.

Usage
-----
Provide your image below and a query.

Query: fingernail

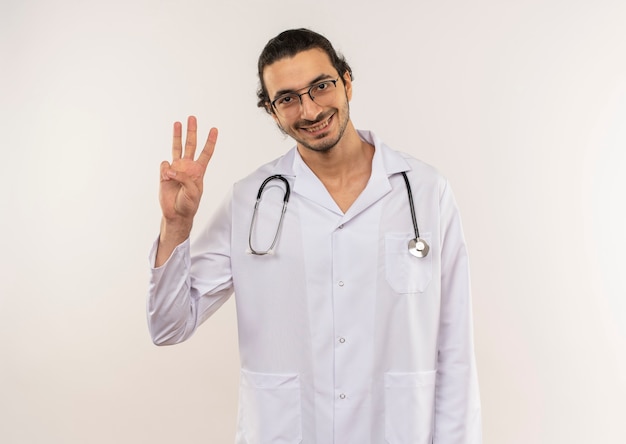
[167,170,177,178]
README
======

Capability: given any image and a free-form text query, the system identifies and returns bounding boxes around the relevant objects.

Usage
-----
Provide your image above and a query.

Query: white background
[1,0,625,442]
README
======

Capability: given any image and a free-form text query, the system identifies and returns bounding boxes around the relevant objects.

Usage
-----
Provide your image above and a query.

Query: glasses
[271,78,339,118]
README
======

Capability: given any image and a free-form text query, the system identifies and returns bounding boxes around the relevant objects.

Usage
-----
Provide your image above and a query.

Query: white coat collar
[270,130,412,177]
[269,130,412,220]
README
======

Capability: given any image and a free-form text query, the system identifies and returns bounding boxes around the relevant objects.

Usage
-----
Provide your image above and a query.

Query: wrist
[155,217,193,268]
[159,217,193,245]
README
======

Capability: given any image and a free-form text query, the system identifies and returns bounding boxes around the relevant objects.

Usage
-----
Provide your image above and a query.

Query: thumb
[160,167,201,197]
[160,161,172,182]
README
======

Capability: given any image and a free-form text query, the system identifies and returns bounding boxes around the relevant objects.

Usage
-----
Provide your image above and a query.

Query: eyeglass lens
[273,80,337,117]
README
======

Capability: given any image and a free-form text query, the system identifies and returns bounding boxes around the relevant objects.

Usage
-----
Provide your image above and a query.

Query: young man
[148,28,482,444]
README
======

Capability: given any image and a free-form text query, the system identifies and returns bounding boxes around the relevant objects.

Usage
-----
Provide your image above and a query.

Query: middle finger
[184,115,198,159]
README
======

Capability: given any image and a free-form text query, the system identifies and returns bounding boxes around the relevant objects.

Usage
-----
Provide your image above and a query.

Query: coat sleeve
[146,192,235,346]
[434,180,482,443]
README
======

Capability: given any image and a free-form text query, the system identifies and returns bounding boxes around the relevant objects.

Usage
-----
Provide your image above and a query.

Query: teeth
[305,116,331,132]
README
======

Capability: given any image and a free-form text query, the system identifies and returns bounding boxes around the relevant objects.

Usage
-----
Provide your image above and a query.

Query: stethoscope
[248,172,430,258]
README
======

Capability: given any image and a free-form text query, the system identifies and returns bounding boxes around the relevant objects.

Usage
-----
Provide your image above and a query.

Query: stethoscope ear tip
[409,237,429,258]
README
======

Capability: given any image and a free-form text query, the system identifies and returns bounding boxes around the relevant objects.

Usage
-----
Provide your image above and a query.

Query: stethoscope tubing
[248,175,291,255]
[255,174,291,202]
[401,171,421,239]
[248,171,429,257]
[401,171,430,258]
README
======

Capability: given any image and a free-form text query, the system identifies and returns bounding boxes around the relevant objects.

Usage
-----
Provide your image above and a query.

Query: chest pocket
[385,232,433,294]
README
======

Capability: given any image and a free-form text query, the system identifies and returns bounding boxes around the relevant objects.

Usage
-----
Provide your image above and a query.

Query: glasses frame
[270,78,339,116]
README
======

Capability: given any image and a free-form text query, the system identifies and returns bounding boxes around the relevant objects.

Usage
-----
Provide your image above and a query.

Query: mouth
[299,113,334,135]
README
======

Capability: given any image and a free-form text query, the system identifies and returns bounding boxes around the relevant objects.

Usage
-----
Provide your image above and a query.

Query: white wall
[1,0,625,442]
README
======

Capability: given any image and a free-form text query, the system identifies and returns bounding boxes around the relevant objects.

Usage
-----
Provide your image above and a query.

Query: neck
[297,123,375,213]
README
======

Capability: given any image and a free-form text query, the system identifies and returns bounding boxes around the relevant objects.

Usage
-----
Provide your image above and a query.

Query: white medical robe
[148,130,482,443]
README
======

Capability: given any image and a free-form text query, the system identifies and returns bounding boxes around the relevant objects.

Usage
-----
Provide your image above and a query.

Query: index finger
[172,121,183,160]
[196,127,218,168]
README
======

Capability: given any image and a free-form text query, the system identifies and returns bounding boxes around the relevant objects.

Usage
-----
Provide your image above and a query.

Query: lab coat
[147,130,482,444]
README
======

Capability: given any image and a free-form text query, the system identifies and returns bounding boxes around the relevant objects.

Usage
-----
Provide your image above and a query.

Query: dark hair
[256,28,353,113]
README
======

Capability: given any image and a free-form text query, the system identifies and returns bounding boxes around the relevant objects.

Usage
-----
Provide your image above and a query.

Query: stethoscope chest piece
[409,237,430,258]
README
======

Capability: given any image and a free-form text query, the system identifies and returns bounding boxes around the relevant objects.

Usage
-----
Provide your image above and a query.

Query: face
[263,48,352,153]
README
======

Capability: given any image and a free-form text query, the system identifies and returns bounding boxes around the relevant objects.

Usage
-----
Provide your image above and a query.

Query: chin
[296,130,341,152]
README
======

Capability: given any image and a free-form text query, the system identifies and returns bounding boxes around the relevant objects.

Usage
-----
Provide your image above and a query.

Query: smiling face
[263,48,353,153]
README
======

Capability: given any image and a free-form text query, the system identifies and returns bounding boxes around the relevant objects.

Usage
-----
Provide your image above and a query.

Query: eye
[275,94,297,107]
[313,80,336,96]
[315,82,329,91]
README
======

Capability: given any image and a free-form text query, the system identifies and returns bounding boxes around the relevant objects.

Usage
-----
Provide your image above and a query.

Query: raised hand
[160,116,217,222]
[156,116,218,266]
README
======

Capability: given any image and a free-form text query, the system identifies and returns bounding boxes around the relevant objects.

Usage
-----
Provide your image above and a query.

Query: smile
[301,114,333,133]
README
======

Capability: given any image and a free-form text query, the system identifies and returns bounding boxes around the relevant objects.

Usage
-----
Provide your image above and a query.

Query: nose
[300,93,324,120]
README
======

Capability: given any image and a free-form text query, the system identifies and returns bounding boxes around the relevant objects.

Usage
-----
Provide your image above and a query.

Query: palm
[160,158,204,219]
[159,116,218,222]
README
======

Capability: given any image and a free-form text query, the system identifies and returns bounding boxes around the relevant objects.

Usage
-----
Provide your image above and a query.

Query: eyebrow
[272,74,336,99]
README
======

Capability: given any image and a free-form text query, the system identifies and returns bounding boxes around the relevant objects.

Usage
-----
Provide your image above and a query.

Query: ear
[342,71,353,101]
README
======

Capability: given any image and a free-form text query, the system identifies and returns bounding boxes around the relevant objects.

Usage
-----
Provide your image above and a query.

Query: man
[148,28,481,444]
